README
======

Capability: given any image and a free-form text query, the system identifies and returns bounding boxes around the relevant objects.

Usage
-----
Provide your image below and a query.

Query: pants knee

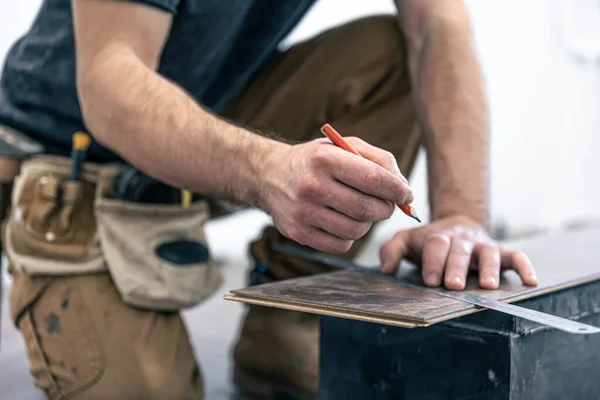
[10,273,204,400]
[327,15,408,70]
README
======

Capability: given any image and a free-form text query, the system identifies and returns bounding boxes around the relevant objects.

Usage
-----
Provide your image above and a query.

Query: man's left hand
[379,214,538,290]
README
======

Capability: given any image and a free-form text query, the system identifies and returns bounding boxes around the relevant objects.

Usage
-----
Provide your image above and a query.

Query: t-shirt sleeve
[123,0,181,14]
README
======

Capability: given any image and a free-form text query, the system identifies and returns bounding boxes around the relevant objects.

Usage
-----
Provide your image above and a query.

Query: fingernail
[426,273,438,286]
[483,276,497,286]
[451,276,463,286]
[530,273,539,284]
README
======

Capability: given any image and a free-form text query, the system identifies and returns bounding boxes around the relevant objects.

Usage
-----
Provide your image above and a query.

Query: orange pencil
[320,123,421,223]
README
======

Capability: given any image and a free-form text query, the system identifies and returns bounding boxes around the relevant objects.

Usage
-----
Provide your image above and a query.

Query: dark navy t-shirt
[0,0,316,162]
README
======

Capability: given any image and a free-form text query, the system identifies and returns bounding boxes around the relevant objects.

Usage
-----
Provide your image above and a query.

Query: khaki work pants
[7,15,421,399]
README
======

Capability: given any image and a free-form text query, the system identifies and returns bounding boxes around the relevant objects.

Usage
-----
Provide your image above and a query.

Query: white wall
[283,0,600,236]
[0,1,41,64]
[467,0,600,234]
[1,0,599,237]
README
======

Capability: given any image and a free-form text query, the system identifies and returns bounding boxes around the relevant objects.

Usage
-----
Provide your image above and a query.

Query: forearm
[403,11,490,227]
[78,47,285,206]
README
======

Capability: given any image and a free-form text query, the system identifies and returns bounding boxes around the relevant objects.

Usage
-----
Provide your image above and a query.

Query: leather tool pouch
[94,166,222,311]
[4,155,222,311]
[4,156,104,274]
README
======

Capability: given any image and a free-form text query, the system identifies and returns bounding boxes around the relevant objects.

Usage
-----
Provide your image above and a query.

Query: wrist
[236,133,289,210]
[429,177,490,231]
[432,205,490,231]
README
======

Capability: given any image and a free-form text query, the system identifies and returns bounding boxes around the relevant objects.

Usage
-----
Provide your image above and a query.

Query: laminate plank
[225,228,600,327]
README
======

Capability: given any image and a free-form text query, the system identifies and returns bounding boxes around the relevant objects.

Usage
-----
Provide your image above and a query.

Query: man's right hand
[257,137,414,254]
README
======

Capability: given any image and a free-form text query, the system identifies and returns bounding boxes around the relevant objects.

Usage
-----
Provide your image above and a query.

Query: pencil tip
[398,204,422,223]
[409,208,421,223]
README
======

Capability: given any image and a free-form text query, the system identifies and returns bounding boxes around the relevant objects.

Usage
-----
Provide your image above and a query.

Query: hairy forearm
[78,47,285,206]
[404,13,490,227]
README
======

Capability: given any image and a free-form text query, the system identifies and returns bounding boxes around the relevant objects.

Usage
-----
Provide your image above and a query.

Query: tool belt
[2,154,222,311]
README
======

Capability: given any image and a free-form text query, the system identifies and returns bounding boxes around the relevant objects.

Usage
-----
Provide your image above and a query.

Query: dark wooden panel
[229,270,468,323]
[225,228,600,327]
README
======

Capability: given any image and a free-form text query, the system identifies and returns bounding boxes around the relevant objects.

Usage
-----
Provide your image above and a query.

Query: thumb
[379,230,411,274]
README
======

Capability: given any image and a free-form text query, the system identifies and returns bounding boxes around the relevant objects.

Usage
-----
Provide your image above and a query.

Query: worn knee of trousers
[10,273,203,400]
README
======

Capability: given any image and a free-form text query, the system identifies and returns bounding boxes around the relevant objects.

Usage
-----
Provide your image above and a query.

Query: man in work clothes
[0,0,538,398]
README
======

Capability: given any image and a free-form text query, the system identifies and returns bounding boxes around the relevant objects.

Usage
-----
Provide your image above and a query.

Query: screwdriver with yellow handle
[181,189,192,208]
[70,131,91,181]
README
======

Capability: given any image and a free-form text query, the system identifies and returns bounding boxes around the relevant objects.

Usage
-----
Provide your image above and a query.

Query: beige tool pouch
[4,155,222,311]
[94,167,222,311]
[4,156,104,274]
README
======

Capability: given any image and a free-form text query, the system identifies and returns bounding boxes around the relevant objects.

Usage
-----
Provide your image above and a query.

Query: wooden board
[225,228,600,328]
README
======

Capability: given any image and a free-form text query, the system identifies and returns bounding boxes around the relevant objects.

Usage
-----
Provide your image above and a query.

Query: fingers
[501,250,538,286]
[289,225,354,254]
[329,150,414,206]
[475,244,501,289]
[300,180,394,222]
[421,233,451,286]
[443,239,474,290]
[345,137,408,183]
[300,206,372,241]
[422,237,502,290]
[379,230,411,274]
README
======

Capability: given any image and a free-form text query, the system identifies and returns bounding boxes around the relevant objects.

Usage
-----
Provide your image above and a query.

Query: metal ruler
[271,242,600,335]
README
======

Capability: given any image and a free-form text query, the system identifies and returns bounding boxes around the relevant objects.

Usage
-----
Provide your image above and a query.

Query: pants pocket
[94,168,222,311]
[10,274,104,399]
